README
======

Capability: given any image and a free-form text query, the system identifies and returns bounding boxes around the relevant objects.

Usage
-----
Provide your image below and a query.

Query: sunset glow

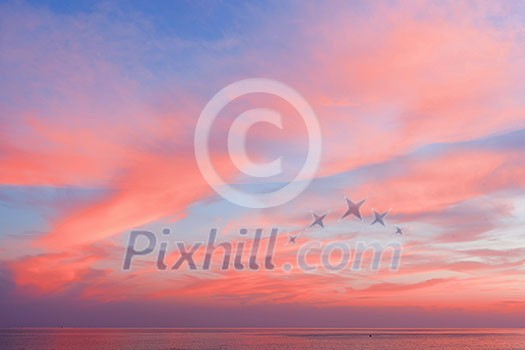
[1,0,524,328]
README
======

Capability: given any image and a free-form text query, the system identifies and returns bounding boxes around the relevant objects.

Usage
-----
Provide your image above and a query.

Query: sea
[0,328,524,350]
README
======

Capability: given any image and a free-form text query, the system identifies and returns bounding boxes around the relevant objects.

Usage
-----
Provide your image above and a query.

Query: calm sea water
[0,328,524,350]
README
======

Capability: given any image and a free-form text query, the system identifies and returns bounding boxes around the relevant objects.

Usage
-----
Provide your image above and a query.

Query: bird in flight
[341,197,366,221]
[371,210,388,226]
[309,212,328,228]
[394,226,405,235]
[288,234,297,244]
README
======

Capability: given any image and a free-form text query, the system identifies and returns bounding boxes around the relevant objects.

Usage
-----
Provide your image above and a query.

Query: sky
[1,0,525,327]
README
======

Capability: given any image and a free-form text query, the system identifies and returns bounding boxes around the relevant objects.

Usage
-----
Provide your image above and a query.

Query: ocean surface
[0,328,524,350]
